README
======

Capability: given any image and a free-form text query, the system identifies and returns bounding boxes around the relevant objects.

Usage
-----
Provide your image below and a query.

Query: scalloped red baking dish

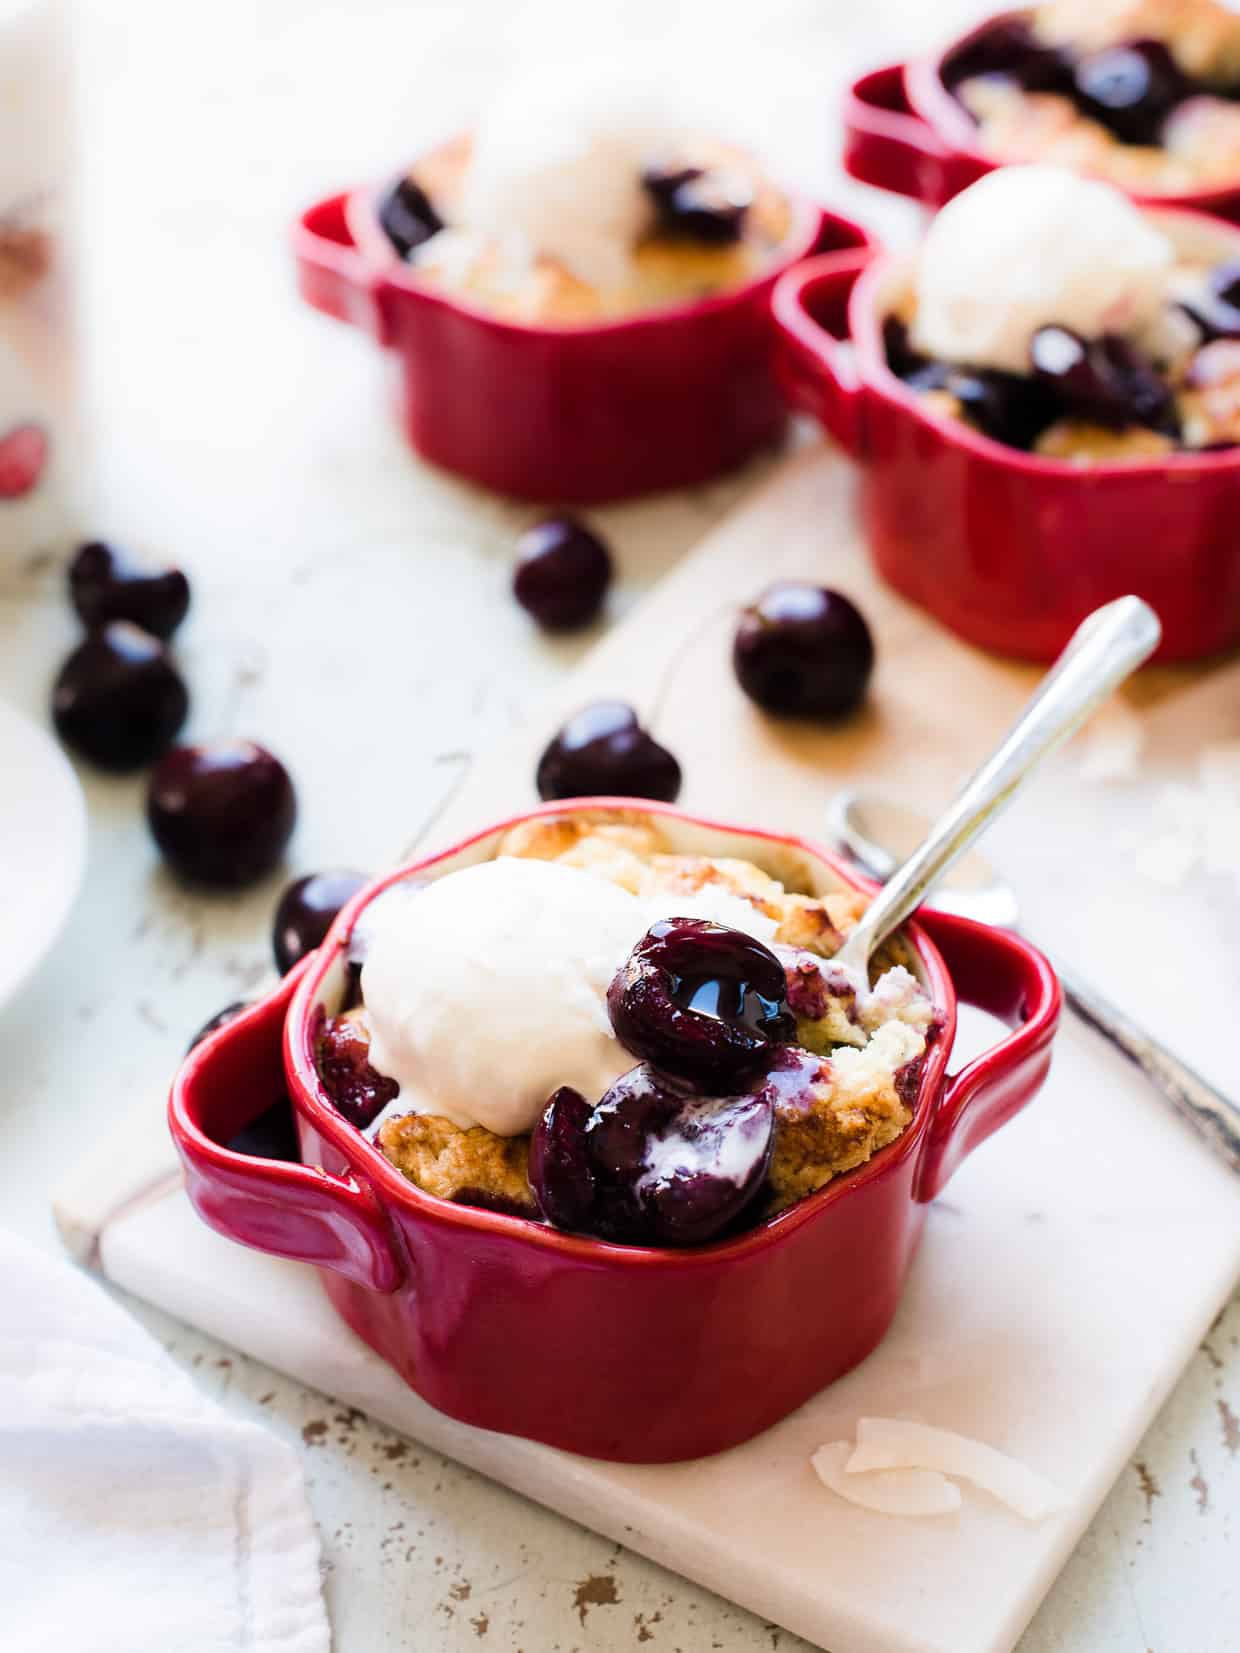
[169,800,1060,1462]
[843,9,1240,221]
[771,200,1240,662]
[293,174,873,503]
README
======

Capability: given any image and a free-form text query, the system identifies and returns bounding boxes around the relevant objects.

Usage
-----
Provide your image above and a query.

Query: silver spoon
[827,747,1240,1174]
[831,596,1160,984]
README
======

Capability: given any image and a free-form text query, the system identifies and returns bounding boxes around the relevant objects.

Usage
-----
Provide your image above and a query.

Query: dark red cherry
[1030,327,1175,431]
[941,18,1073,94]
[651,167,751,244]
[1074,40,1187,145]
[945,367,1060,449]
[584,1065,773,1246]
[608,917,795,1089]
[227,1098,300,1162]
[1178,260,1240,343]
[641,160,704,209]
[377,174,443,259]
[883,316,945,385]
[733,583,874,720]
[273,869,367,975]
[147,739,297,887]
[535,701,681,802]
[52,622,189,771]
[512,516,613,630]
[186,999,250,1053]
[68,541,190,640]
[528,1086,597,1230]
[315,1015,399,1129]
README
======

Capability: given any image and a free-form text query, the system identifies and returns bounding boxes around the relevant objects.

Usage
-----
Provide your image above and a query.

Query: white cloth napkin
[0,1228,329,1653]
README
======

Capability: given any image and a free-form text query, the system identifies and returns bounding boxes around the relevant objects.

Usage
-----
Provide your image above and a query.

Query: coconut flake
[811,1441,960,1517]
[847,1418,1067,1521]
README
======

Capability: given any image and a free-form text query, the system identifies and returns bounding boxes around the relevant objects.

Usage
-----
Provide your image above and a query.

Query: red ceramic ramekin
[771,209,1240,662]
[169,800,1060,1463]
[843,9,1240,222]
[292,175,872,503]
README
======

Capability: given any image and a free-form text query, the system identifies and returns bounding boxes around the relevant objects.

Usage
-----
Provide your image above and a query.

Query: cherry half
[512,516,613,631]
[940,18,1073,95]
[272,869,367,975]
[52,622,189,771]
[536,701,681,802]
[315,1014,399,1129]
[733,583,875,719]
[377,175,443,260]
[608,917,796,1090]
[147,739,297,887]
[68,541,191,640]
[646,165,751,245]
[1073,39,1188,146]
[1030,326,1175,431]
[1178,261,1240,343]
[528,1086,597,1231]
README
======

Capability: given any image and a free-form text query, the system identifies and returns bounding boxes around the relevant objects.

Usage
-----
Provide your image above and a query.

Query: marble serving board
[54,448,1240,1653]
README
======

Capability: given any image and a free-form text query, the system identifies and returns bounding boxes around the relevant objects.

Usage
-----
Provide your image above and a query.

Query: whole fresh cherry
[52,622,189,771]
[535,701,681,802]
[186,1000,250,1053]
[226,1098,300,1162]
[608,917,796,1089]
[272,869,367,975]
[147,739,297,887]
[512,516,613,630]
[377,175,443,260]
[68,541,191,640]
[733,584,874,719]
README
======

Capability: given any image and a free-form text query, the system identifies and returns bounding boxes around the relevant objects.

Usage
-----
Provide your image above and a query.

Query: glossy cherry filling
[884,315,1194,450]
[941,17,1227,149]
[313,1008,400,1129]
[608,917,796,1089]
[378,175,443,259]
[529,1065,775,1247]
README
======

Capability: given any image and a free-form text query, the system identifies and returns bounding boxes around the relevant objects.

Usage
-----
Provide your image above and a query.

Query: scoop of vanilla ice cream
[912,167,1175,374]
[457,69,684,290]
[361,856,781,1136]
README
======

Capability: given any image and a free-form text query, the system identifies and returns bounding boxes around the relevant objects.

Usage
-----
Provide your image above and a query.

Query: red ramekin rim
[282,798,961,1271]
[836,207,1240,481]
[345,162,846,342]
[908,6,1240,214]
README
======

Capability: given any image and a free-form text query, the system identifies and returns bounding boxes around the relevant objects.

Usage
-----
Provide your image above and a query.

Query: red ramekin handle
[168,962,404,1292]
[292,193,396,348]
[771,249,873,458]
[842,64,954,204]
[913,913,1063,1204]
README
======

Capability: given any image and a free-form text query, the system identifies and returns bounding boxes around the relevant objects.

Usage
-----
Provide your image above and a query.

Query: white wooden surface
[0,1,1236,1650]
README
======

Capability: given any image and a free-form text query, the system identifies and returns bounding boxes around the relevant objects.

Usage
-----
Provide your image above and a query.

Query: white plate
[0,697,86,1010]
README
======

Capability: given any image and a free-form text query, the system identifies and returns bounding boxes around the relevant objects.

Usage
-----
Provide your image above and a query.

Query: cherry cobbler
[373,74,794,325]
[311,814,940,1249]
[885,163,1240,461]
[944,1,1240,193]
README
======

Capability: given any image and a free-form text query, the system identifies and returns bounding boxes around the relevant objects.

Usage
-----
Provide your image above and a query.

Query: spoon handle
[1053,958,1240,1174]
[843,596,1162,965]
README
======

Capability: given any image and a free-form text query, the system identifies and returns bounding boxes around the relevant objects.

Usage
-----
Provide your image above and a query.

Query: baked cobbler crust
[401,135,793,325]
[321,813,936,1235]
